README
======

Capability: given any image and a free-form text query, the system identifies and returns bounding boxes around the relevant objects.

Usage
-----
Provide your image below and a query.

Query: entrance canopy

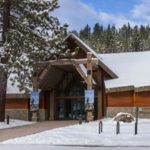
[36,57,99,90]
[32,34,118,120]
[34,33,118,91]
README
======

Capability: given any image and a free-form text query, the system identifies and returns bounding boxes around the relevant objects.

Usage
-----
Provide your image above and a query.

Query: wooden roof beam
[36,58,99,66]
[38,64,51,81]
[73,63,88,85]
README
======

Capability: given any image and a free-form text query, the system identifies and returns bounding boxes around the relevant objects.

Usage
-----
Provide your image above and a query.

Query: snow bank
[0,119,34,129]
[2,119,150,146]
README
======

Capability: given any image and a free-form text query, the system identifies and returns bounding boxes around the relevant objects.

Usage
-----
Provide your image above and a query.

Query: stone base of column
[31,111,39,122]
[86,110,94,121]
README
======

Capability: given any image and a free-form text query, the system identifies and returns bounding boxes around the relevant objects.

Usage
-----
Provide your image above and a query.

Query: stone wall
[6,109,29,120]
[5,109,49,121]
[106,107,150,118]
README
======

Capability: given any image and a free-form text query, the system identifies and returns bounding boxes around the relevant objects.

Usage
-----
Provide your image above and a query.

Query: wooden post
[86,52,94,121]
[49,90,56,120]
[97,69,103,119]
[31,67,39,122]
[33,72,39,91]
[87,53,92,90]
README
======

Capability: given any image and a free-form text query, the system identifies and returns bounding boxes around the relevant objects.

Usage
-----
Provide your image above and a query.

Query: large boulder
[113,112,134,123]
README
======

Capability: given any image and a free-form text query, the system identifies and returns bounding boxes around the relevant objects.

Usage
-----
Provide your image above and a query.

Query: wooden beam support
[38,64,51,81]
[32,66,40,122]
[49,90,56,120]
[87,52,93,90]
[33,65,39,91]
[73,63,88,84]
[36,58,98,66]
[97,69,103,119]
[86,52,94,121]
[70,34,118,79]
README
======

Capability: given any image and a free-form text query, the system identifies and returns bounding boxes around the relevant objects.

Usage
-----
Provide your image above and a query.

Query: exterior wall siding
[6,98,28,109]
[107,91,133,107]
[106,91,150,118]
[135,92,150,106]
[5,91,150,120]
[5,97,48,121]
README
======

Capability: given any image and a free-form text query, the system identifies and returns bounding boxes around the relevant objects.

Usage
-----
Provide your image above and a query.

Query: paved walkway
[0,120,77,142]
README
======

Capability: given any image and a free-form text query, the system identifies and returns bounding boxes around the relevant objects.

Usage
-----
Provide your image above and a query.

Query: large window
[57,73,86,120]
[57,73,86,97]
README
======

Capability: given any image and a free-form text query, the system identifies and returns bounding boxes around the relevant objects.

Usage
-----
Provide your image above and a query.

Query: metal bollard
[116,121,120,134]
[135,107,139,135]
[6,115,10,125]
[135,122,138,135]
[99,121,103,134]
[79,115,82,125]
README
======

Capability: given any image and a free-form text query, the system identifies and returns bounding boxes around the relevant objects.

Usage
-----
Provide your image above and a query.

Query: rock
[113,112,134,123]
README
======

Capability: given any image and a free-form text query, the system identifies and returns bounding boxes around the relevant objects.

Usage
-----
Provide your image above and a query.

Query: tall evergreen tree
[79,23,150,53]
[0,0,68,121]
[93,23,102,38]
[90,23,104,52]
[80,24,91,39]
[105,24,116,52]
[131,26,143,51]
[119,24,130,52]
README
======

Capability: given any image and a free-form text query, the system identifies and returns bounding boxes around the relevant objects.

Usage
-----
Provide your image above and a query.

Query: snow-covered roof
[65,33,118,79]
[100,51,150,92]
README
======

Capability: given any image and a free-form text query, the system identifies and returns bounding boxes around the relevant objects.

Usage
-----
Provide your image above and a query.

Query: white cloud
[53,0,150,31]
[131,0,150,21]
[53,0,99,31]
[99,12,143,28]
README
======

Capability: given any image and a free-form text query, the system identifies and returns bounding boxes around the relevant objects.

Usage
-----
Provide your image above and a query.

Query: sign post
[85,90,94,109]
[30,91,40,121]
[85,52,94,121]
[85,89,95,121]
[30,91,40,111]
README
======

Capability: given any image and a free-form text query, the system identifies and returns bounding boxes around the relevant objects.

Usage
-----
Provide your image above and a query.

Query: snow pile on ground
[113,112,134,123]
[2,118,150,146]
[0,119,34,129]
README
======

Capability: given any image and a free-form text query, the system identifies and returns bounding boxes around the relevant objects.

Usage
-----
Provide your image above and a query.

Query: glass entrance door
[58,99,85,120]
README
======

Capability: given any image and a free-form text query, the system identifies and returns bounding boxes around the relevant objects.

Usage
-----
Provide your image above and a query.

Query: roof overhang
[37,58,99,90]
[106,85,150,93]
[65,33,118,79]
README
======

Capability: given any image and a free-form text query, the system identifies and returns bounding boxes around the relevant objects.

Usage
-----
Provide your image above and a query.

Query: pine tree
[79,23,150,53]
[131,26,143,51]
[0,0,68,121]
[105,24,118,53]
[93,23,102,38]
[91,23,105,53]
[80,24,91,39]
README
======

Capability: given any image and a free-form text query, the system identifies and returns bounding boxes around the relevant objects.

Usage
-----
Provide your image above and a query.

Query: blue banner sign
[85,90,94,104]
[30,91,40,111]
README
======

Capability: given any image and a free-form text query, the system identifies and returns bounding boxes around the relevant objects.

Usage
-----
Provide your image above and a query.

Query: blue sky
[53,0,150,31]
